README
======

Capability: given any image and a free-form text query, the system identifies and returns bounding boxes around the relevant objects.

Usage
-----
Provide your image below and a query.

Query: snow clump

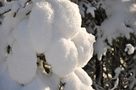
[0,0,95,90]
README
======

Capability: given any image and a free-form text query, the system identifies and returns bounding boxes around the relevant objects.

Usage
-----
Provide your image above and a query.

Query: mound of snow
[0,0,95,90]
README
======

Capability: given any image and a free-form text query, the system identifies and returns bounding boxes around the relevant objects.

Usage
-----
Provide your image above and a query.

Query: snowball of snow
[72,28,95,67]
[46,38,78,77]
[125,44,135,55]
[51,0,82,39]
[7,20,37,84]
[74,68,93,86]
[28,0,54,53]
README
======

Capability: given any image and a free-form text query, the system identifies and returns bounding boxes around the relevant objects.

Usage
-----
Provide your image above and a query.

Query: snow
[122,0,130,2]
[0,62,20,90]
[52,0,82,39]
[94,37,108,61]
[62,72,80,90]
[28,0,53,53]
[46,38,78,77]
[11,1,20,14]
[62,71,94,90]
[87,7,96,17]
[94,0,136,60]
[113,67,123,79]
[125,43,135,55]
[0,0,95,90]
[74,68,92,86]
[0,1,32,62]
[72,28,95,67]
[79,1,96,18]
[110,78,119,90]
[110,67,123,90]
[7,19,37,84]
[0,64,59,90]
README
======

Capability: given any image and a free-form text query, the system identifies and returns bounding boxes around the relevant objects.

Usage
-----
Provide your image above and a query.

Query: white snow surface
[79,1,96,18]
[7,19,37,84]
[28,0,53,53]
[74,68,92,86]
[52,0,82,39]
[72,28,95,67]
[62,72,94,90]
[0,0,95,90]
[46,38,78,77]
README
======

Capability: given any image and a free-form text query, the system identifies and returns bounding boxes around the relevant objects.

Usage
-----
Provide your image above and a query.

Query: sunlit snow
[0,0,95,90]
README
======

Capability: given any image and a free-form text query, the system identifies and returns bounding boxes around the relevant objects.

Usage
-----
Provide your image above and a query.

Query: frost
[125,43,135,55]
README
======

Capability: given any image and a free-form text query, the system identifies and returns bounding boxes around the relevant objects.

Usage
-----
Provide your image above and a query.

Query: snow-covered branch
[110,67,123,90]
[0,0,32,17]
